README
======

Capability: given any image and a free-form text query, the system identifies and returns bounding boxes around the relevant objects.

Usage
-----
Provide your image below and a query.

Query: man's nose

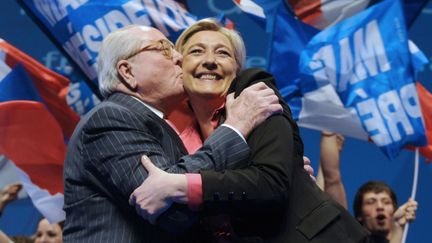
[172,49,183,66]
[376,201,385,209]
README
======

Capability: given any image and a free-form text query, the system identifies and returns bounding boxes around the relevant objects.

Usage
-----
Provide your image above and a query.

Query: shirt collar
[131,96,164,119]
[210,103,225,128]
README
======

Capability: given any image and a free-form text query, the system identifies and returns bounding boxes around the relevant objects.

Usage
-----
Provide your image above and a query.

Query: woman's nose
[202,53,217,69]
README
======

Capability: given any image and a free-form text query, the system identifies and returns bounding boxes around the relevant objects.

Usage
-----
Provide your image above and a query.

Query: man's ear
[117,60,138,90]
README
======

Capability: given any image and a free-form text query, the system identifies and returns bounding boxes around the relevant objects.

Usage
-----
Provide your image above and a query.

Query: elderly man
[63,25,281,242]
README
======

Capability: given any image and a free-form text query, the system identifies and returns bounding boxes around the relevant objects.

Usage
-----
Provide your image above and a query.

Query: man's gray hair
[97,25,145,98]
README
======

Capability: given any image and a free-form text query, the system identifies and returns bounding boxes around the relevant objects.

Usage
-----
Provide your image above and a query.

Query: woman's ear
[117,60,138,90]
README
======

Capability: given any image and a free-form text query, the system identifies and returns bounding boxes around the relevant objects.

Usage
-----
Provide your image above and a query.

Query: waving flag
[0,40,79,138]
[234,0,366,138]
[287,0,371,30]
[0,40,79,223]
[19,0,197,84]
[265,1,318,118]
[287,0,429,29]
[416,82,432,161]
[233,0,266,27]
[234,0,431,160]
[298,0,427,159]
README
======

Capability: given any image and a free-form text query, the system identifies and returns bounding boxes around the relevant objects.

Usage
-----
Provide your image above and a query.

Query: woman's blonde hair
[175,18,246,73]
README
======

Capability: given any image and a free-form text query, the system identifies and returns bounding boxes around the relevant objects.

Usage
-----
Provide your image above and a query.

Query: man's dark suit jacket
[199,68,370,242]
[63,92,250,243]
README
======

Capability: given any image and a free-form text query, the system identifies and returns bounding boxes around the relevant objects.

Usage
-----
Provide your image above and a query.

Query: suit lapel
[107,92,188,155]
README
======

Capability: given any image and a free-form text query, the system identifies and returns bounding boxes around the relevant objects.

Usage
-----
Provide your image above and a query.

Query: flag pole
[401,148,419,243]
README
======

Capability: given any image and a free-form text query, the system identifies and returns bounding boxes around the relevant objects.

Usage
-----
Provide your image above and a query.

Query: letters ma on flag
[298,0,428,159]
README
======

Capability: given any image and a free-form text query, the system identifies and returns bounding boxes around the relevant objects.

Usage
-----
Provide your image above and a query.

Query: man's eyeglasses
[124,39,175,60]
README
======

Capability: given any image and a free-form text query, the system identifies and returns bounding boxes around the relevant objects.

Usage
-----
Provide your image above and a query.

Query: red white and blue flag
[0,39,79,222]
[286,0,428,29]
[11,0,430,222]
[7,0,199,222]
[234,0,432,160]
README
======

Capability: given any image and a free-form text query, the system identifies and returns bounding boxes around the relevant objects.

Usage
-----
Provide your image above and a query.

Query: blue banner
[265,0,318,118]
[21,0,197,84]
[299,0,427,159]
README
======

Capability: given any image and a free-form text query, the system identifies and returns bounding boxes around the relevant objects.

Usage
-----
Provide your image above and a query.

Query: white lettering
[63,31,97,80]
[33,0,88,27]
[339,37,354,92]
[34,0,57,26]
[43,51,61,69]
[141,0,195,37]
[82,25,102,53]
[58,0,88,9]
[95,18,110,38]
[123,1,152,26]
[353,29,367,82]
[309,45,336,87]
[400,83,422,119]
[67,82,81,105]
[310,20,391,93]
[357,98,392,146]
[143,0,169,35]
[103,10,132,32]
[54,0,195,81]
[353,20,390,79]
[155,0,187,32]
[72,9,133,62]
[378,90,413,142]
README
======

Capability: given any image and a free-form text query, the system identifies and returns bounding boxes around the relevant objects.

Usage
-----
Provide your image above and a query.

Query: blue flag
[260,1,318,119]
[299,0,427,159]
[20,0,197,84]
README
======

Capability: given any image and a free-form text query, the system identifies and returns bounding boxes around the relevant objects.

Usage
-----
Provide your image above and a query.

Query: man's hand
[129,156,188,224]
[0,183,22,213]
[389,198,418,243]
[303,156,316,182]
[393,198,418,227]
[224,82,282,138]
[1,183,22,204]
